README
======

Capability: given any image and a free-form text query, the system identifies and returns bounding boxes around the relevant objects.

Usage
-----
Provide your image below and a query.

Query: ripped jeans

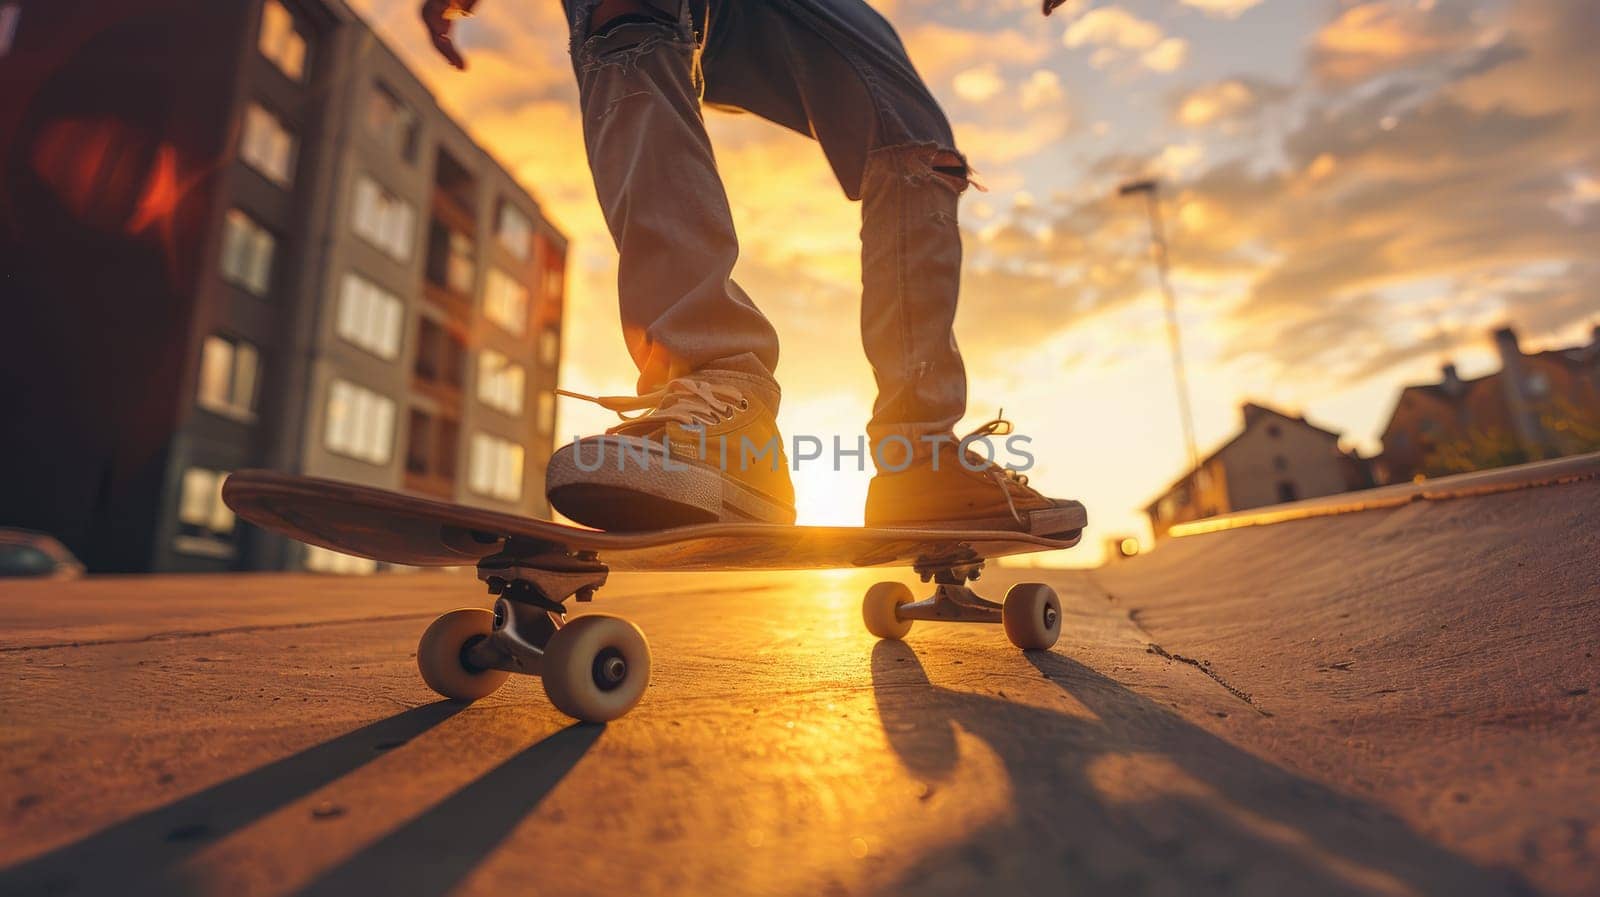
[563,0,969,458]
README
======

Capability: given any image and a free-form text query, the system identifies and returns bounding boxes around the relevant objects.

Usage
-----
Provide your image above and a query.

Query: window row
[322,379,527,502]
[196,325,551,429]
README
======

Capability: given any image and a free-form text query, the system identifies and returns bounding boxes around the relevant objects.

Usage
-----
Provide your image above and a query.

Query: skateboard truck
[895,559,1000,623]
[864,555,1063,649]
[477,543,610,609]
[463,597,562,676]
[465,543,611,676]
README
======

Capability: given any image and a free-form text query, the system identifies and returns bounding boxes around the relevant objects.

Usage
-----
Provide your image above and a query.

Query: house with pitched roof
[1375,326,1600,484]
[1144,402,1372,539]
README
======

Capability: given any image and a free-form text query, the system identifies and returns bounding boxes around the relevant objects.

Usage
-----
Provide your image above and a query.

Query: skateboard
[222,470,1086,722]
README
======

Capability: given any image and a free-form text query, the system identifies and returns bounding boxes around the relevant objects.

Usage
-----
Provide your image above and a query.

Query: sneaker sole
[546,436,795,530]
[866,501,1087,539]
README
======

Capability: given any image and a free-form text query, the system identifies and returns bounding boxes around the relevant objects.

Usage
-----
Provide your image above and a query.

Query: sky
[349,0,1600,564]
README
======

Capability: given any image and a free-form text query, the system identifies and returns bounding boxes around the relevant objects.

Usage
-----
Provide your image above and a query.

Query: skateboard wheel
[1002,583,1061,651]
[862,581,914,640]
[541,614,651,723]
[417,608,512,701]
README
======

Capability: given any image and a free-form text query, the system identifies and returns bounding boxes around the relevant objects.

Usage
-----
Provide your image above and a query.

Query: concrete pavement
[2,474,1597,896]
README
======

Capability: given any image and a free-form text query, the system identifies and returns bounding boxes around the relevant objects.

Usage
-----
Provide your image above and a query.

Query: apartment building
[0,0,566,573]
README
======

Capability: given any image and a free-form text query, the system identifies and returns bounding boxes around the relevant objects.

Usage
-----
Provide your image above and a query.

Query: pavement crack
[0,612,439,652]
[1122,606,1272,717]
[1144,642,1272,717]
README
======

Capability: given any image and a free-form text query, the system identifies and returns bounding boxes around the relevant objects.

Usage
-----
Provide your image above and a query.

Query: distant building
[1375,326,1600,484]
[0,0,567,573]
[1144,403,1371,539]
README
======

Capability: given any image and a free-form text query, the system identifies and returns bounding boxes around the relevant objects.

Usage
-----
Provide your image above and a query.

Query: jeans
[562,0,969,460]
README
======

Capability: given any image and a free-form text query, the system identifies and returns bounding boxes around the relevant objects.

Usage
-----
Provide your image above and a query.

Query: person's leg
[700,0,969,465]
[546,1,794,530]
[562,0,779,395]
[700,0,1083,536]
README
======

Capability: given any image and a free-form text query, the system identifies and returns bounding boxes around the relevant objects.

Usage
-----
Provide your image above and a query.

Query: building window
[406,408,459,486]
[469,432,524,502]
[336,273,404,360]
[325,378,395,465]
[175,467,235,555]
[414,317,466,390]
[495,201,532,261]
[352,175,415,262]
[220,208,275,295]
[427,223,476,295]
[1277,481,1299,503]
[539,327,559,366]
[1273,454,1288,472]
[304,544,378,575]
[239,102,296,186]
[197,334,259,419]
[1266,424,1282,438]
[484,268,528,336]
[0,5,20,58]
[366,82,417,161]
[537,391,556,435]
[258,0,309,82]
[543,265,564,305]
[477,350,526,416]
[1156,496,1176,522]
[435,148,477,211]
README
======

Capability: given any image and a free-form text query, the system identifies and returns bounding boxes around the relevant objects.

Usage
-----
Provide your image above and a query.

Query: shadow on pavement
[287,722,602,897]
[869,641,1533,896]
[3,702,463,897]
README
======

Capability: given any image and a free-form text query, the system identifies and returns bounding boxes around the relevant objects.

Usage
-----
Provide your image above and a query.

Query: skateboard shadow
[2,701,463,897]
[286,722,602,897]
[869,642,1531,896]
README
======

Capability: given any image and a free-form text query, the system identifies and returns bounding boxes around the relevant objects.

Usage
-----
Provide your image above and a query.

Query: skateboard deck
[222,470,1084,723]
[222,470,1084,571]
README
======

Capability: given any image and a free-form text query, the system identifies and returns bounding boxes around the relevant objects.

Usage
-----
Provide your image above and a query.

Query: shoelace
[959,411,1032,526]
[556,378,749,437]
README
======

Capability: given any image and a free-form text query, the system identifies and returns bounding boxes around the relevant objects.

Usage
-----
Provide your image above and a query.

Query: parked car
[0,529,85,579]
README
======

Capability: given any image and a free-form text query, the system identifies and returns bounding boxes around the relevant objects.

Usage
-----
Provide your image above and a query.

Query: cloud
[1141,38,1189,73]
[952,64,1006,103]
[902,23,1051,80]
[1064,7,1164,50]
[965,0,1600,387]
[1179,0,1264,18]
[1171,78,1287,128]
[1310,0,1482,86]
[1019,70,1065,110]
[1063,6,1190,74]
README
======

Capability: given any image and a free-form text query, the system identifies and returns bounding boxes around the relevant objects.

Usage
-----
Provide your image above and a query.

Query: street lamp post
[1119,178,1202,509]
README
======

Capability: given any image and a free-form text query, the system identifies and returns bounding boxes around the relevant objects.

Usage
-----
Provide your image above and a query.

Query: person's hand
[420,0,479,70]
